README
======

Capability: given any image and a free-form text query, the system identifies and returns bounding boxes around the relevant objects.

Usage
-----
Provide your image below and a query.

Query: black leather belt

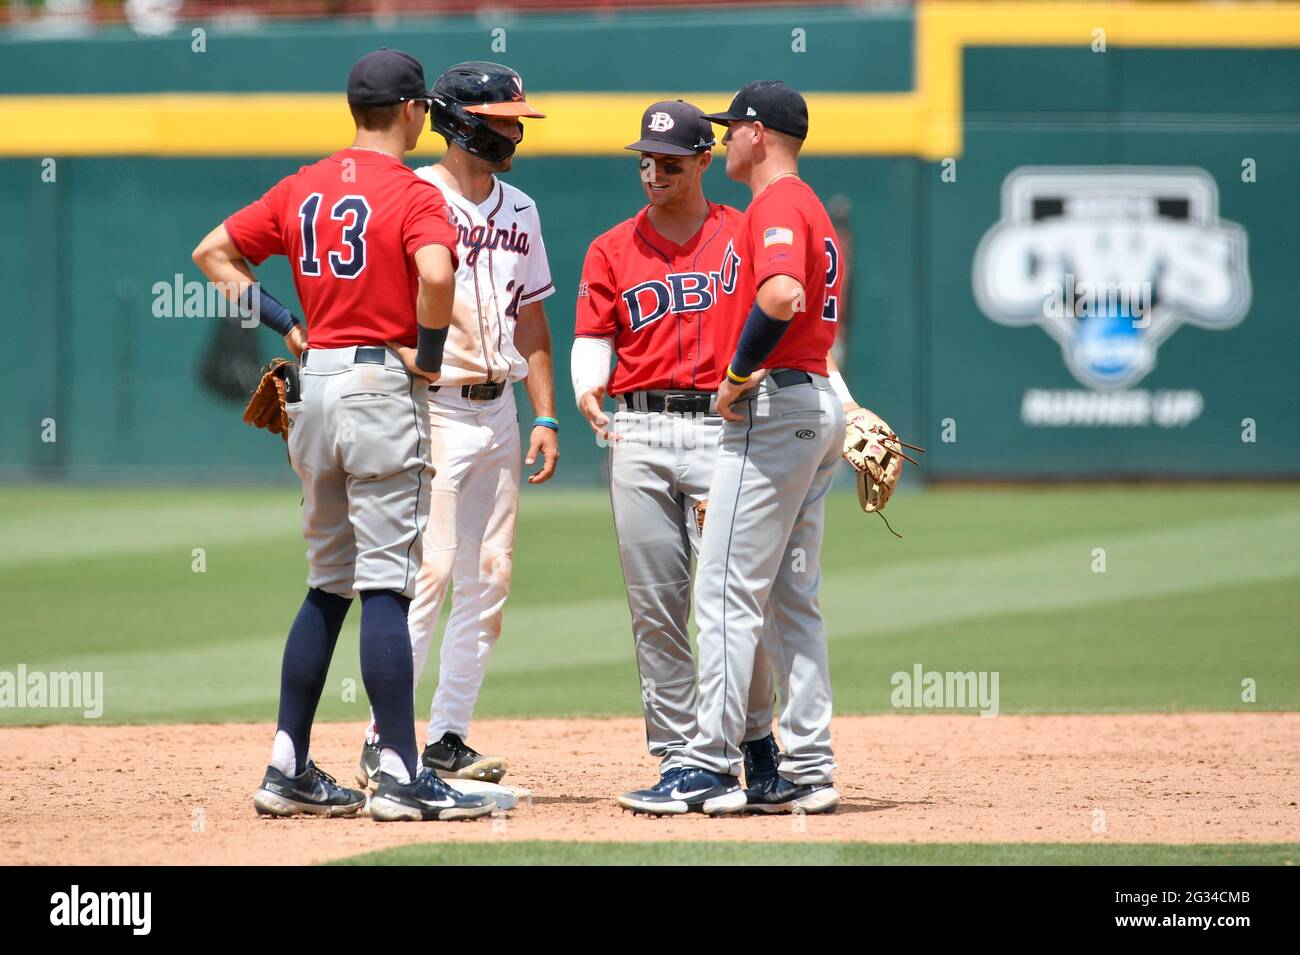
[431,380,506,401]
[621,391,716,414]
[768,369,813,389]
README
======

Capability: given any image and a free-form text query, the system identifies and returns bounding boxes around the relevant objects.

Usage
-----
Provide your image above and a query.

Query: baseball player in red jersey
[628,81,847,816]
[572,100,780,812]
[191,50,498,823]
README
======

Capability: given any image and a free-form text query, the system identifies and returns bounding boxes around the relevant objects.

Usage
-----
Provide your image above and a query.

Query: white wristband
[828,369,854,406]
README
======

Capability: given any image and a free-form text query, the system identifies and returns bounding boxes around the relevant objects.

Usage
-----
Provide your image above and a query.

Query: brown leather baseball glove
[242,358,299,441]
[692,499,708,536]
[842,408,923,529]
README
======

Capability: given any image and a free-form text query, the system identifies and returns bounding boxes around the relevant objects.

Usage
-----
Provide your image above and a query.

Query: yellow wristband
[726,365,752,384]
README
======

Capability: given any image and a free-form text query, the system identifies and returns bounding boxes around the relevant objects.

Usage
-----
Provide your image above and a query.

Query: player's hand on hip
[384,340,441,383]
[716,377,748,422]
[283,325,307,358]
[578,387,620,443]
[525,426,559,484]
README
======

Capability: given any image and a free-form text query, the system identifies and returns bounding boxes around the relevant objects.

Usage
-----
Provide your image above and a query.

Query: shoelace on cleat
[309,764,341,787]
[416,769,455,797]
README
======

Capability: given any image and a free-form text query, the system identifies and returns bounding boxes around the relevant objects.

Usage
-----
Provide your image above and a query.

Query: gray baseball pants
[287,345,431,599]
[683,372,843,784]
[609,396,776,773]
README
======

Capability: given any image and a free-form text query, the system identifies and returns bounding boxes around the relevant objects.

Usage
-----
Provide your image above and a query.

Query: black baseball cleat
[368,768,498,822]
[422,732,507,783]
[743,775,840,815]
[253,761,367,818]
[616,766,688,813]
[617,767,746,816]
[741,733,780,791]
[355,738,381,790]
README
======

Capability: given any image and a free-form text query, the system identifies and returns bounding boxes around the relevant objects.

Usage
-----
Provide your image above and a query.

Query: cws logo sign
[973,167,1252,397]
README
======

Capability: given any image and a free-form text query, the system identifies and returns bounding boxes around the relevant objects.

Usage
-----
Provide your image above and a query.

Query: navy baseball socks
[256,588,482,818]
[256,588,367,817]
[356,591,500,822]
[271,587,351,776]
[358,590,420,784]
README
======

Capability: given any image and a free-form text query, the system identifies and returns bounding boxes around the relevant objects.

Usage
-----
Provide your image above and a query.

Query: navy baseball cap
[704,80,809,141]
[347,48,428,106]
[625,100,716,156]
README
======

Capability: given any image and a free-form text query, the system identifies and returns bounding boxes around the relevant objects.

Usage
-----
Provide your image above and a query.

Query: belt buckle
[663,393,693,414]
[466,382,499,401]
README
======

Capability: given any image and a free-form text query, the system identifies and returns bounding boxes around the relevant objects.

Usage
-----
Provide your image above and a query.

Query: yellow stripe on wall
[1,2,1297,159]
[0,91,922,157]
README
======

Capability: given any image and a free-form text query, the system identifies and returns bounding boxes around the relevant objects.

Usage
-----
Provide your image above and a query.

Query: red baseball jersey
[224,147,459,349]
[575,202,740,394]
[711,177,842,377]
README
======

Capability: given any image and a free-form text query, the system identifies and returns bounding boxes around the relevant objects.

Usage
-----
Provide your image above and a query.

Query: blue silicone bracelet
[534,416,560,432]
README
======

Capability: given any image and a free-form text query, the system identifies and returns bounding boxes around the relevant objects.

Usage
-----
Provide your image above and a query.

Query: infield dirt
[2,713,1296,865]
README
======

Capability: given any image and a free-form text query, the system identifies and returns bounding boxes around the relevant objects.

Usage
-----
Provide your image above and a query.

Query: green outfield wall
[1,3,1296,481]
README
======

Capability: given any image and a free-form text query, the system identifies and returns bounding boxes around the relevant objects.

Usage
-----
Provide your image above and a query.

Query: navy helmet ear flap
[429,96,518,163]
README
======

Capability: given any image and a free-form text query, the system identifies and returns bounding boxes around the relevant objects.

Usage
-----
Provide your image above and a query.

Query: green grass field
[5,483,1297,866]
[1,483,1298,725]
[330,841,1300,866]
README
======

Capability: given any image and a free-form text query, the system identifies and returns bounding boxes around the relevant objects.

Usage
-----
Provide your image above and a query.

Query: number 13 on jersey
[298,193,372,280]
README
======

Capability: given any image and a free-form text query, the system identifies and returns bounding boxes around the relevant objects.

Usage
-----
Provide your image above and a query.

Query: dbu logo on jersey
[622,273,711,330]
[622,245,741,331]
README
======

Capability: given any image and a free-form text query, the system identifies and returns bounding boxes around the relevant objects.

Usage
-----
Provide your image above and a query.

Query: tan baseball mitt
[842,408,923,526]
[242,358,299,441]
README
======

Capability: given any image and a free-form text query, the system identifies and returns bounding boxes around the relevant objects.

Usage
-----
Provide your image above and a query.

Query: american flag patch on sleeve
[763,227,794,247]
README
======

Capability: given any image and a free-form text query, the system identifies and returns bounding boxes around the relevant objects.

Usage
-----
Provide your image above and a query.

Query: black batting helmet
[429,61,545,163]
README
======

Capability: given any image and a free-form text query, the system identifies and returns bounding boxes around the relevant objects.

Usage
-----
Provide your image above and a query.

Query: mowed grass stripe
[828,575,1300,713]
[9,504,1296,667]
[2,484,1294,569]
[819,509,1300,643]
[2,486,1297,723]
[0,490,303,566]
[0,629,644,724]
[5,561,1296,723]
[0,486,613,567]
[329,841,1300,866]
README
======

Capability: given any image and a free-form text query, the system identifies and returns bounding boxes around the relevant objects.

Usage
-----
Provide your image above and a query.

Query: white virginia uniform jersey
[415,167,554,387]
